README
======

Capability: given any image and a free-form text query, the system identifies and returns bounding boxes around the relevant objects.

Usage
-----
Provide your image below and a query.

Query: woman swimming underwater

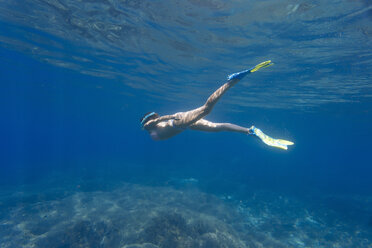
[141,61,294,150]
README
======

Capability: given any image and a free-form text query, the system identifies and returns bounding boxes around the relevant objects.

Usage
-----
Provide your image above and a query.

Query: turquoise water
[1,1,371,247]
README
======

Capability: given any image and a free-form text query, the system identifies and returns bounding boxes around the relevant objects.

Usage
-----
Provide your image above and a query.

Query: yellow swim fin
[251,126,294,150]
[250,60,274,73]
[276,139,294,146]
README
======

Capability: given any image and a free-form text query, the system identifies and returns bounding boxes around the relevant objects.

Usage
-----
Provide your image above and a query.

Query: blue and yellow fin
[227,60,273,81]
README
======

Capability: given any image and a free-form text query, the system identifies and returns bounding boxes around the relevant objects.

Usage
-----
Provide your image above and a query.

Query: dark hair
[140,112,159,125]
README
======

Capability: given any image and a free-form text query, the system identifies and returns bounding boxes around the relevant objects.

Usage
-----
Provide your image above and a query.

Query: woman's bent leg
[173,60,273,128]
[174,79,240,128]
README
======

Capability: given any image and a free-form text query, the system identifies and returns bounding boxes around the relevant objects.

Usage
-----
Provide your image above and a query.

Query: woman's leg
[173,61,273,129]
[173,78,240,128]
[189,119,253,134]
[190,119,294,150]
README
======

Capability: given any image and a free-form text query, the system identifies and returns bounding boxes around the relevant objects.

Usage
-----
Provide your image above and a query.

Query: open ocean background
[0,0,371,247]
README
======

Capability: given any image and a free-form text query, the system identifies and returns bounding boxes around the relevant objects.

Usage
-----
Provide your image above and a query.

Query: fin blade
[277,139,294,145]
[252,127,292,150]
[250,60,273,73]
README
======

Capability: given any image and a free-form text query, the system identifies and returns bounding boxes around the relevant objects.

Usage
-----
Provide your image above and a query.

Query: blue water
[1,1,372,247]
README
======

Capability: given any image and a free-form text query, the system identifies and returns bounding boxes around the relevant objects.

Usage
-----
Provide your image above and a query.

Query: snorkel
[140,112,156,129]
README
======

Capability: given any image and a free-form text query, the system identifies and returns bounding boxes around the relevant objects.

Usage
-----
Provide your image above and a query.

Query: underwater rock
[36,220,109,248]
[123,244,159,248]
[1,183,371,248]
[140,211,244,248]
[368,217,372,228]
[142,212,190,247]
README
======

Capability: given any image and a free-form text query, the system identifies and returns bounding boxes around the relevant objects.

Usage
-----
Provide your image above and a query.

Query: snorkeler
[141,61,294,150]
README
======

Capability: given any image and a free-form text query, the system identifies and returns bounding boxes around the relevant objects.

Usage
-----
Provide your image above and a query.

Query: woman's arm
[144,114,178,128]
